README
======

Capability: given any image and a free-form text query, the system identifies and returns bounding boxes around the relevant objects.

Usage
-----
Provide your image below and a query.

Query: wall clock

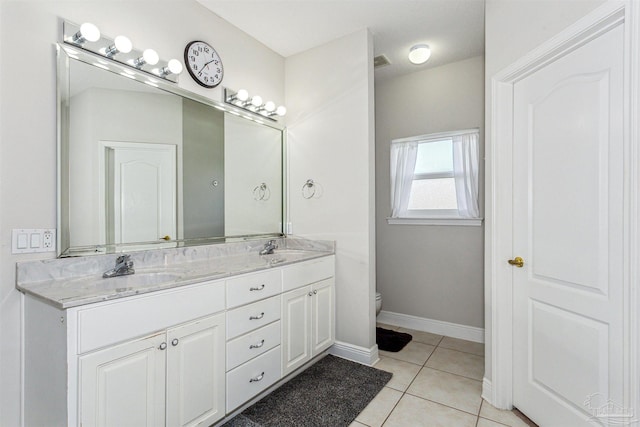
[184,41,224,88]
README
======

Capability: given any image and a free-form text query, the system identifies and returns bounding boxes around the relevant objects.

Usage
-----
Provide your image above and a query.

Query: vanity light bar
[62,21,183,83]
[224,88,286,121]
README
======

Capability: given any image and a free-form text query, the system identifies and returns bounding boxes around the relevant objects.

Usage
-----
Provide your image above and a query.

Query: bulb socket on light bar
[104,35,132,57]
[158,59,183,77]
[71,22,101,45]
[224,88,286,121]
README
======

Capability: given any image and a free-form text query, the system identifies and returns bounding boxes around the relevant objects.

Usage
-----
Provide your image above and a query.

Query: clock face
[184,41,224,88]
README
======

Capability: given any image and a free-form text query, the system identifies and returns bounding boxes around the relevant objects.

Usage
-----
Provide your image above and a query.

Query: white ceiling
[196,0,485,81]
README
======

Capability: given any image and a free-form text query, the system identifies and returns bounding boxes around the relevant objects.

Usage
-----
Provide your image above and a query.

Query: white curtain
[390,141,418,217]
[452,132,480,218]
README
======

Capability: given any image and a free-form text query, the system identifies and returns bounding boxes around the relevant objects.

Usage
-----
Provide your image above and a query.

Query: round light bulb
[236,89,249,102]
[114,35,132,54]
[276,106,287,116]
[251,95,263,107]
[264,101,276,112]
[167,59,183,74]
[80,23,101,42]
[408,44,431,65]
[143,49,159,66]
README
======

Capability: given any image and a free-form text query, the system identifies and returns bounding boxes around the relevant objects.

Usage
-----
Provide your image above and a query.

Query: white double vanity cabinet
[18,243,335,427]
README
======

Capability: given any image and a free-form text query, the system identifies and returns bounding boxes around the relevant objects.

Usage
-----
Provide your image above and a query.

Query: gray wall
[182,99,225,239]
[375,55,485,328]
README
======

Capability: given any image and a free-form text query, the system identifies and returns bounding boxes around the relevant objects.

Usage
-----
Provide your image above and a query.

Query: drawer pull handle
[158,342,167,351]
[308,292,313,297]
[171,338,179,346]
[250,312,265,320]
[250,284,266,291]
[250,339,265,349]
[250,372,265,383]
[313,290,318,295]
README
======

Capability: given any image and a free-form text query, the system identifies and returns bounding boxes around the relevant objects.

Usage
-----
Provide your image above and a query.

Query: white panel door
[166,313,226,427]
[512,23,624,426]
[79,332,166,427]
[282,286,311,376]
[106,141,177,244]
[311,279,334,356]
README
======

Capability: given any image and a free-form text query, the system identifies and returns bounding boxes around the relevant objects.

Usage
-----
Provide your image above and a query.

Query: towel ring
[253,183,270,201]
[302,179,316,199]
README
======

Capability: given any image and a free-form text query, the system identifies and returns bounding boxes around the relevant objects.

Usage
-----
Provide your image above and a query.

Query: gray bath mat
[223,355,392,427]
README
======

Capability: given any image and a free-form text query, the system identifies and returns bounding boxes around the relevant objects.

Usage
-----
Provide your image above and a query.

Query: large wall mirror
[57,45,284,256]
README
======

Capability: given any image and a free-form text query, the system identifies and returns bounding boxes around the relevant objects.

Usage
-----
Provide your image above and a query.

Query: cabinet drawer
[282,256,335,292]
[226,295,281,340]
[226,346,282,412]
[226,269,282,309]
[76,280,224,354]
[227,321,281,371]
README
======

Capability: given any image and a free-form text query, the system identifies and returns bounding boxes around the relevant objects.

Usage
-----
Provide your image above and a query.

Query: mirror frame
[56,43,286,257]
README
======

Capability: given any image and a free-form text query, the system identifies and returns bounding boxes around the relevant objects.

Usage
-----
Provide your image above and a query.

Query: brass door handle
[508,257,524,268]
[159,235,171,241]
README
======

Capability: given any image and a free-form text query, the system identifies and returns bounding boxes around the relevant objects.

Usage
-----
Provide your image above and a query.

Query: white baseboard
[377,310,485,343]
[482,377,493,403]
[330,341,379,366]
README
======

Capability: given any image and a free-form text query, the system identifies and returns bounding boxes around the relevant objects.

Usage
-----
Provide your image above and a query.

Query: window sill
[386,217,483,226]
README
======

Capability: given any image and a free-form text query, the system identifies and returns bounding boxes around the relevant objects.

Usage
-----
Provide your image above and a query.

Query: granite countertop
[16,237,334,309]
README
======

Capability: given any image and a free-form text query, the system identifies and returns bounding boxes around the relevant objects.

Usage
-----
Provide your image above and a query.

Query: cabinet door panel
[166,313,226,427]
[312,279,335,356]
[79,333,166,427]
[281,286,311,376]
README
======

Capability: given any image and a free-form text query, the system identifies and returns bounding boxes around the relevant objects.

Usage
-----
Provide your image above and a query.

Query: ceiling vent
[373,54,391,68]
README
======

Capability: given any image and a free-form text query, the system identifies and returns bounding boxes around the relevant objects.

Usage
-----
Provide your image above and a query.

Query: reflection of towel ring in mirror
[302,179,316,199]
[253,182,271,201]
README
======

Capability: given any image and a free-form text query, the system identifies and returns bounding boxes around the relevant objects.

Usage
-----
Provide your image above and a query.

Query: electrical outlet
[43,230,54,249]
[12,229,56,254]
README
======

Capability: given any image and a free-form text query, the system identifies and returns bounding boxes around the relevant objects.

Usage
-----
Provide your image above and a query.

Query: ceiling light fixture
[408,44,431,65]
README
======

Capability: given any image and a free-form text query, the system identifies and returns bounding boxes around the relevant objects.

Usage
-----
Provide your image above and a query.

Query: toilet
[375,292,383,316]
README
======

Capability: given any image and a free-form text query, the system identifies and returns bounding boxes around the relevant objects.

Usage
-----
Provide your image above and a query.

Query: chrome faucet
[259,240,278,255]
[103,254,135,278]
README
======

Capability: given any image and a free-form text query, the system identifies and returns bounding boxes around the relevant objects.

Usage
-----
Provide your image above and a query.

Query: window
[389,129,481,226]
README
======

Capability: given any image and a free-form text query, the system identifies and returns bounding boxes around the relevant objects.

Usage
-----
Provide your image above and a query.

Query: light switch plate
[12,229,56,254]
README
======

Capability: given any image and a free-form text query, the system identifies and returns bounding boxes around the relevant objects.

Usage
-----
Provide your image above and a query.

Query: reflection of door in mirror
[101,142,176,245]
[69,60,182,248]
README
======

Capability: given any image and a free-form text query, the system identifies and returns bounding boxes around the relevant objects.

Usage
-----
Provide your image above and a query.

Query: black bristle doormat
[222,355,392,427]
[376,327,412,352]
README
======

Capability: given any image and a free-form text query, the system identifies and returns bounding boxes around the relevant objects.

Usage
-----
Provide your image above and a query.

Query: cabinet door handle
[250,284,265,291]
[249,372,265,383]
[308,292,313,297]
[249,339,265,349]
[249,312,265,320]
[158,342,167,351]
[171,338,179,346]
[313,290,317,295]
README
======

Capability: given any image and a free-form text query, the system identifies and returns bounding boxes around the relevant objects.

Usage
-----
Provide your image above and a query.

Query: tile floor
[350,323,536,427]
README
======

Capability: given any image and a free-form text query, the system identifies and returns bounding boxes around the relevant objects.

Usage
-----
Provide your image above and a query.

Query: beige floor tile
[406,367,482,415]
[373,356,421,392]
[349,421,369,427]
[377,322,400,331]
[479,401,532,427]
[379,341,435,365]
[396,327,443,346]
[477,418,509,427]
[355,386,403,427]
[439,336,484,356]
[425,347,484,380]
[382,394,477,427]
